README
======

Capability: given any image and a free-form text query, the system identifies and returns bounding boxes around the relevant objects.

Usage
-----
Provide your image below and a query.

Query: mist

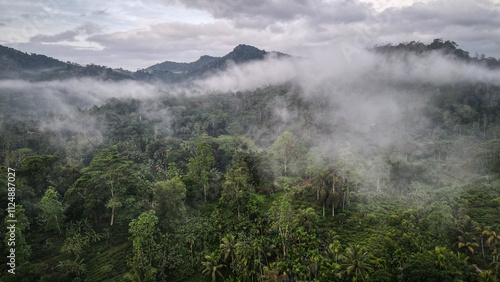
[192,48,500,147]
[2,46,499,175]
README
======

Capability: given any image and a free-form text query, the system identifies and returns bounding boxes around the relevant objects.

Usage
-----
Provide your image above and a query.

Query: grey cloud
[30,22,103,43]
[92,9,109,16]
[5,0,500,71]
[160,0,371,27]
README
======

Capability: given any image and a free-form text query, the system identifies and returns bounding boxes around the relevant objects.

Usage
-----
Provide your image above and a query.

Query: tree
[40,188,64,234]
[127,210,161,282]
[268,193,295,256]
[220,234,237,270]
[187,142,215,203]
[476,224,488,259]
[483,230,500,247]
[153,177,186,230]
[272,131,299,177]
[339,244,373,282]
[21,155,60,197]
[186,234,195,267]
[202,252,224,282]
[305,151,326,199]
[458,234,479,256]
[314,170,329,217]
[222,165,253,218]
[60,219,101,261]
[67,150,145,225]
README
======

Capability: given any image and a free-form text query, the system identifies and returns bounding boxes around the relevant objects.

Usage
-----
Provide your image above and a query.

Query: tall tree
[187,142,215,203]
[268,193,295,256]
[272,131,299,177]
[153,177,186,229]
[222,165,253,218]
[127,210,161,282]
[40,187,64,234]
[220,234,237,270]
[305,151,326,200]
[339,244,373,282]
[202,252,224,282]
[66,150,145,225]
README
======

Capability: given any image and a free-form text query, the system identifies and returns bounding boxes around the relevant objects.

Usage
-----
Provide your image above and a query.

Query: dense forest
[1,39,500,281]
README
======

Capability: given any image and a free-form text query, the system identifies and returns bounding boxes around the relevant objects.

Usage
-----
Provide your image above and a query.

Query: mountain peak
[225,44,267,63]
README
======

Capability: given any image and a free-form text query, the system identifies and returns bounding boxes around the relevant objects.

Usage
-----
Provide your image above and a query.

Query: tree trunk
[110,186,115,226]
[481,236,485,259]
[110,204,115,226]
[190,245,194,267]
[342,194,345,212]
[284,154,287,177]
[55,215,61,234]
[332,181,335,217]
[322,203,325,217]
[279,226,286,256]
[204,184,207,203]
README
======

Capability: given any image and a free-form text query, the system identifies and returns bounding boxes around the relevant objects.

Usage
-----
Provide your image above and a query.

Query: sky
[1,0,500,71]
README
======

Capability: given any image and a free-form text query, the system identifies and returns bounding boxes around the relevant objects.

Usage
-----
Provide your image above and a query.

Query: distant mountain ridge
[145,55,219,74]
[0,44,289,82]
[141,44,290,83]
[1,40,498,82]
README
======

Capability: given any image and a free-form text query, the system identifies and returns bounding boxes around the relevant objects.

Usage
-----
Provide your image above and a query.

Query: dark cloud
[159,0,372,27]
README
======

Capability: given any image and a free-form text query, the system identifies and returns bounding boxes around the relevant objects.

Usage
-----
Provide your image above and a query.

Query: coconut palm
[339,244,373,282]
[186,234,195,267]
[483,230,500,247]
[220,234,237,270]
[202,252,224,282]
[458,233,480,256]
[476,224,488,259]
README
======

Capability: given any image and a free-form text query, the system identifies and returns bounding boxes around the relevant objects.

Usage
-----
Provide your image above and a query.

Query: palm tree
[220,234,237,270]
[476,224,488,259]
[458,233,480,256]
[474,266,497,282]
[483,230,500,247]
[186,234,195,267]
[299,207,317,231]
[339,244,373,282]
[202,252,224,282]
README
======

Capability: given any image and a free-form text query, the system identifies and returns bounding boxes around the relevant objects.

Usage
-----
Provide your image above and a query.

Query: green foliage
[127,210,162,281]
[40,187,64,234]
[61,219,101,259]
[65,150,147,225]
[3,43,500,280]
[222,162,254,218]
[154,176,186,230]
[187,142,215,203]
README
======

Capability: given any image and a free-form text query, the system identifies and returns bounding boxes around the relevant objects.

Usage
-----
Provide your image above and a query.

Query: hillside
[0,40,499,281]
[0,44,289,83]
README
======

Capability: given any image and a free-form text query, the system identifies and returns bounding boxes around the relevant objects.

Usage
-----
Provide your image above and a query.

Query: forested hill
[374,39,500,68]
[0,44,289,83]
[0,40,500,281]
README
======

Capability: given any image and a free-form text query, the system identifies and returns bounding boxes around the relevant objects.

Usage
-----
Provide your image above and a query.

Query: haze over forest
[1,0,500,281]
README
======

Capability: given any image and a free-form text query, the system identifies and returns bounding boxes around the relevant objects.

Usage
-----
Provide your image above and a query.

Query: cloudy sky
[1,0,499,70]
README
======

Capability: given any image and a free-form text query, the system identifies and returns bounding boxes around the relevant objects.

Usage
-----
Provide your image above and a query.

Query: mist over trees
[1,40,500,281]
